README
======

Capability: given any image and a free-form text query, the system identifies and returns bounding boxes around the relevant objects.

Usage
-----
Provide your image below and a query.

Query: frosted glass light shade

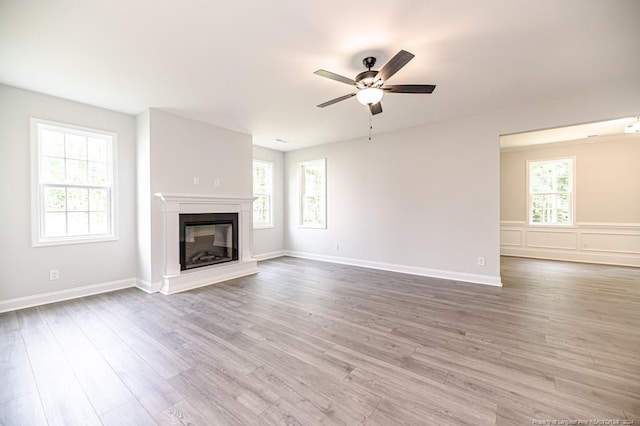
[356,87,383,105]
[624,118,640,134]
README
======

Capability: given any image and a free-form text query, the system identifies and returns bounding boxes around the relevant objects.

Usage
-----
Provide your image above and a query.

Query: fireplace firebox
[179,213,238,271]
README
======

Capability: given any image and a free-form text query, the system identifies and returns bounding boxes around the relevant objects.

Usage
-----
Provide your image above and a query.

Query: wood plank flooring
[0,256,638,425]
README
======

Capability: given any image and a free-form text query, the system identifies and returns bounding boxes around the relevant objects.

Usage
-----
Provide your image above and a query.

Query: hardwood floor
[1,256,638,425]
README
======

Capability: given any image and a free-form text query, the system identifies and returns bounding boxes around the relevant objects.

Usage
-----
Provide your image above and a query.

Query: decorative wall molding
[500,221,640,267]
[285,251,502,287]
[0,278,136,314]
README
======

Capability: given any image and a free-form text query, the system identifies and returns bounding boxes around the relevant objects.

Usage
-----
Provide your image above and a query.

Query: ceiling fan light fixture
[356,87,383,106]
[624,116,640,134]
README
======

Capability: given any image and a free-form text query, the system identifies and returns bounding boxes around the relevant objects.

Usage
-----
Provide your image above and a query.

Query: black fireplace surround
[179,213,239,271]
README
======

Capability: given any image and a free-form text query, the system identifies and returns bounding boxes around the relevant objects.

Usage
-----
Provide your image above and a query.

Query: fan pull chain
[368,110,373,141]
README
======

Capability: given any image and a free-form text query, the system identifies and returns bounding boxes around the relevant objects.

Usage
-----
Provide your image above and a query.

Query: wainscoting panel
[500,221,640,267]
[526,229,577,250]
[500,228,522,247]
[581,232,640,254]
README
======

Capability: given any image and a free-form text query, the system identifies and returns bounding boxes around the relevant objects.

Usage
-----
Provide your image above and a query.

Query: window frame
[31,118,118,247]
[298,158,327,229]
[252,159,274,229]
[526,156,575,227]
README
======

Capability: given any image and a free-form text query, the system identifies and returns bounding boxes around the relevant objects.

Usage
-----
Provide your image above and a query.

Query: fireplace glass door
[180,213,238,270]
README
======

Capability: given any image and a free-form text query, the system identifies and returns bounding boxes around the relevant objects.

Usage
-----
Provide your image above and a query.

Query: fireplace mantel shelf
[155,193,256,204]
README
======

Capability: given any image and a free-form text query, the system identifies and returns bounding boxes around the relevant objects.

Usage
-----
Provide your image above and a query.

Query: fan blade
[383,84,436,93]
[377,50,415,82]
[369,102,383,115]
[317,93,356,108]
[314,70,356,86]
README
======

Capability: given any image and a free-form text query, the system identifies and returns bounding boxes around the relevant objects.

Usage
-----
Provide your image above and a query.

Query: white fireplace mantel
[155,192,258,294]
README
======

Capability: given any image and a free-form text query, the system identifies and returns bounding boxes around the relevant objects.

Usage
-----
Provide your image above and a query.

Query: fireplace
[154,193,258,295]
[179,213,238,271]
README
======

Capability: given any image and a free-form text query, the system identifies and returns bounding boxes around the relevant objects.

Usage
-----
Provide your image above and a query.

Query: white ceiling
[1,0,639,151]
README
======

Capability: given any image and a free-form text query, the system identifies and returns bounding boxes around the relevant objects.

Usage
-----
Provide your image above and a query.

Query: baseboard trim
[254,250,286,261]
[284,251,502,287]
[0,278,137,313]
[135,279,163,294]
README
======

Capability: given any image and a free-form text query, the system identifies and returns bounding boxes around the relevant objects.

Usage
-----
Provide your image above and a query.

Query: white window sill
[526,223,576,229]
[253,225,275,230]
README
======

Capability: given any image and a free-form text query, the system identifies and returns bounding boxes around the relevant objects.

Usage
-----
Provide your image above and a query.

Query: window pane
[68,212,89,235]
[302,195,321,224]
[67,188,89,211]
[89,212,108,234]
[253,195,269,226]
[90,188,108,211]
[304,168,322,196]
[530,163,553,192]
[44,187,66,211]
[556,175,570,192]
[65,134,87,160]
[557,194,570,224]
[41,130,64,157]
[41,156,66,182]
[254,164,267,193]
[66,159,88,184]
[88,161,108,185]
[531,194,550,224]
[87,137,107,161]
[299,160,325,227]
[44,212,66,237]
[253,161,273,227]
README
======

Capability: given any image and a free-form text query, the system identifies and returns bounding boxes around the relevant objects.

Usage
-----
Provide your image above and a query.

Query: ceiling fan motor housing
[355,70,379,88]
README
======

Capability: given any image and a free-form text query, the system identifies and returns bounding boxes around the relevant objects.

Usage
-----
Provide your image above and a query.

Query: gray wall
[0,84,137,301]
[284,79,640,285]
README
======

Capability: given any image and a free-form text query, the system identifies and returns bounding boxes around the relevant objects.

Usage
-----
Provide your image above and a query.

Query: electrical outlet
[193,176,200,184]
[477,257,485,266]
[214,178,221,187]
[334,243,340,251]
[49,269,59,280]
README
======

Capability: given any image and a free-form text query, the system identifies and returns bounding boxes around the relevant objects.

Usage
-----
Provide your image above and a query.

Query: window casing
[527,157,574,226]
[31,118,117,246]
[298,159,326,228]
[253,160,273,228]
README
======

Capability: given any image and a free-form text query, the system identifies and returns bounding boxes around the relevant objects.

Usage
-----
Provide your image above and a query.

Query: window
[253,160,273,228]
[31,118,117,246]
[298,159,326,228]
[528,158,574,226]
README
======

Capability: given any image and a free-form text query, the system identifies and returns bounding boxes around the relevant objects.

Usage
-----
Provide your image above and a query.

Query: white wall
[252,146,285,258]
[0,84,137,308]
[137,109,253,288]
[284,78,640,286]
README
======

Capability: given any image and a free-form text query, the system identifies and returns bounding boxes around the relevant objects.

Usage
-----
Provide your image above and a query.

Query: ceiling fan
[314,50,436,115]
